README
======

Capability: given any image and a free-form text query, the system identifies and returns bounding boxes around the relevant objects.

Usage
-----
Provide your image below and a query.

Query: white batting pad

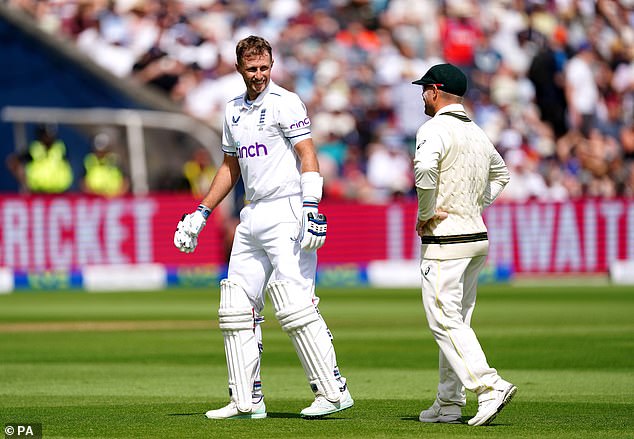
[219,279,259,413]
[266,280,341,401]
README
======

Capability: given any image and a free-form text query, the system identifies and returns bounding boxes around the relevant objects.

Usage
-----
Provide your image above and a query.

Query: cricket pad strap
[266,280,341,401]
[218,279,258,412]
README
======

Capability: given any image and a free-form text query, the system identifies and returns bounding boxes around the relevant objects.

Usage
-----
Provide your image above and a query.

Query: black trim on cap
[421,232,488,244]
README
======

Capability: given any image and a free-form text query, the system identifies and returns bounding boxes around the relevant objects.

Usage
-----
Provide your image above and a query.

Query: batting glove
[174,205,210,253]
[298,201,327,251]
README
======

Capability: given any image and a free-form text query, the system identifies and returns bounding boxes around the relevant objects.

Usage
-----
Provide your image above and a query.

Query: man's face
[422,85,438,117]
[237,53,273,100]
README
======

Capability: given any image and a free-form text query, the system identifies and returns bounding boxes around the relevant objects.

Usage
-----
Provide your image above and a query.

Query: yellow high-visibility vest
[26,140,73,193]
[84,152,125,197]
[183,160,216,197]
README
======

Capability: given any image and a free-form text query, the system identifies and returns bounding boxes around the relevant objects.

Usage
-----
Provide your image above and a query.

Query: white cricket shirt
[222,81,312,202]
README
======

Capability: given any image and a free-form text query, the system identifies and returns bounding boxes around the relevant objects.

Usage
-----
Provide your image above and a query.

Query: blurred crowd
[7,0,634,202]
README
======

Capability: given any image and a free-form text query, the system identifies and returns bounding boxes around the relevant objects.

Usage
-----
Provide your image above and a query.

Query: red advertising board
[0,195,225,270]
[0,195,632,273]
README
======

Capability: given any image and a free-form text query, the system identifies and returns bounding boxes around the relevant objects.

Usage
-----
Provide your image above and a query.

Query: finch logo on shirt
[417,139,426,150]
[237,142,268,158]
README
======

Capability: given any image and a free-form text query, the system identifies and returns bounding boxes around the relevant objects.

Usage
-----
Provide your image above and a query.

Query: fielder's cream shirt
[414,104,510,260]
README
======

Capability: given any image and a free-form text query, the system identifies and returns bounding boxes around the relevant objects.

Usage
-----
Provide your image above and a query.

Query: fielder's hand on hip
[416,209,448,238]
[298,200,327,251]
[174,205,210,253]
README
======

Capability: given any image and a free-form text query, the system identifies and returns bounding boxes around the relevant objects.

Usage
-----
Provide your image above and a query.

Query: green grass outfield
[1,284,633,439]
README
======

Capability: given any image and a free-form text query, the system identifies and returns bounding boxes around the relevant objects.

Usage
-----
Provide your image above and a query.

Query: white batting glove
[174,206,210,253]
[297,201,327,251]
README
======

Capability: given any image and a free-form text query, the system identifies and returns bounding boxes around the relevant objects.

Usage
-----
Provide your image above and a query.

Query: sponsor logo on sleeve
[290,117,311,130]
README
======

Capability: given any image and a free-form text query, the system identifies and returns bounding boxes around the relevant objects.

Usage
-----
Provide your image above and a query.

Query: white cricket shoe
[205,397,267,420]
[419,400,462,424]
[468,382,517,426]
[300,388,354,418]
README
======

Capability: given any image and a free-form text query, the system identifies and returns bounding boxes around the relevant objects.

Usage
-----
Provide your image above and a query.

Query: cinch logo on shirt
[290,117,310,129]
[237,142,268,158]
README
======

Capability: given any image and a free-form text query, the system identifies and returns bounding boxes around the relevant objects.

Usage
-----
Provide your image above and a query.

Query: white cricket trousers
[226,194,339,398]
[420,255,503,406]
[227,194,317,311]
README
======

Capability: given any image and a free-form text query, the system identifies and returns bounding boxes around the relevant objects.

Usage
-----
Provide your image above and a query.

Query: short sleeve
[221,113,237,156]
[277,93,311,146]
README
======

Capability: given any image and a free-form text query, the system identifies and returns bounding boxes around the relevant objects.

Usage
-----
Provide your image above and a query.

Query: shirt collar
[241,81,274,110]
[435,103,467,116]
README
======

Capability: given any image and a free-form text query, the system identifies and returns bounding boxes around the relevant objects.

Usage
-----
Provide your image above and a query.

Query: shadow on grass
[166,412,303,419]
[266,412,301,419]
[401,415,480,425]
[168,412,205,416]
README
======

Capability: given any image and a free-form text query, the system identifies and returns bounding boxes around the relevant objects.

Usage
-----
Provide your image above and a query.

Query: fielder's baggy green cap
[412,63,468,97]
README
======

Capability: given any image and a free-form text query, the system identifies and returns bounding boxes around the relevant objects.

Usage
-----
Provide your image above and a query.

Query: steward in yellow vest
[183,148,216,197]
[82,133,128,197]
[24,126,73,193]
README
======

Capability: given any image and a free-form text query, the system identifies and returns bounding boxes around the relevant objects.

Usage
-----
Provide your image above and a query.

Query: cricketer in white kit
[411,63,516,426]
[173,35,353,420]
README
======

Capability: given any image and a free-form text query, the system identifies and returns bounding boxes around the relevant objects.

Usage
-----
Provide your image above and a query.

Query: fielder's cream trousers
[420,255,503,406]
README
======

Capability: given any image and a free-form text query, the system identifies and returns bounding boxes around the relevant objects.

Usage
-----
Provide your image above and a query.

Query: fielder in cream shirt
[412,63,515,427]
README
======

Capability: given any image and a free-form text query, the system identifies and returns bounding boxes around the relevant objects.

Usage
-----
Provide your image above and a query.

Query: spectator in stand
[81,132,129,197]
[528,26,568,138]
[9,0,634,200]
[366,131,414,201]
[181,147,216,198]
[565,41,600,137]
[438,0,482,80]
[6,124,73,194]
[499,148,548,202]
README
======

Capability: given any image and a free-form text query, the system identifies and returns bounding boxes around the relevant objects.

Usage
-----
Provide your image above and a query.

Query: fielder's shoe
[205,397,267,420]
[468,382,517,426]
[300,388,354,418]
[419,400,463,424]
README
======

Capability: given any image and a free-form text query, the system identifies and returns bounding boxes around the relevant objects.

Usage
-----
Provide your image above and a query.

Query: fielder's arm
[483,148,510,207]
[413,132,444,222]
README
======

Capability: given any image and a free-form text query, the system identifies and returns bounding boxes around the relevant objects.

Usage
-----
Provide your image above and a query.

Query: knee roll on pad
[266,280,341,401]
[218,308,254,331]
[276,302,320,331]
[219,279,258,412]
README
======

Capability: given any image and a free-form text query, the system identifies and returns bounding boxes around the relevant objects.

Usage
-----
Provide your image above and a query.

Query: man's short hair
[236,35,273,66]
